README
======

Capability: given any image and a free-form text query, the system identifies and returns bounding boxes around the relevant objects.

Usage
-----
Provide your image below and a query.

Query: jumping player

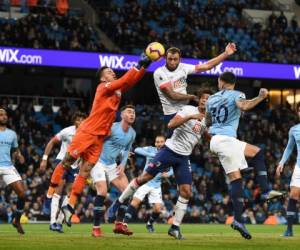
[154,43,236,126]
[113,88,212,239]
[40,111,87,232]
[276,103,300,237]
[48,52,152,226]
[0,108,26,234]
[90,105,136,237]
[206,72,283,240]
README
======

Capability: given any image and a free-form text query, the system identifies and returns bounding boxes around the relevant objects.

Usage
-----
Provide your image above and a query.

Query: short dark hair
[155,135,166,140]
[197,88,213,98]
[166,47,181,57]
[219,72,236,84]
[121,104,135,112]
[72,111,87,122]
[95,66,109,81]
[0,107,7,113]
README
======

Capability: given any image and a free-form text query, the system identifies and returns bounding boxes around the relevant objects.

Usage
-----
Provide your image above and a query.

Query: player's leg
[244,143,283,200]
[283,187,300,237]
[168,157,192,240]
[9,178,26,234]
[117,147,171,205]
[62,160,93,226]
[227,170,252,240]
[110,169,129,222]
[62,136,105,226]
[50,130,94,194]
[49,153,76,197]
[90,162,108,237]
[146,188,163,232]
[50,179,65,232]
[283,166,300,236]
[210,135,251,239]
[113,192,143,236]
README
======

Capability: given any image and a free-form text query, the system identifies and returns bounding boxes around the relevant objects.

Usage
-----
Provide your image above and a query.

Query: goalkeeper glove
[137,52,152,69]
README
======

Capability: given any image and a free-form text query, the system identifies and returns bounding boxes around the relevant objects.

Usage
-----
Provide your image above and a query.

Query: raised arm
[195,43,236,72]
[236,88,268,111]
[161,85,198,102]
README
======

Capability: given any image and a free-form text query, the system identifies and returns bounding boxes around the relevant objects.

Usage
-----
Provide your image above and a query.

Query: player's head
[165,47,181,71]
[218,71,236,90]
[121,105,136,125]
[0,108,8,126]
[154,135,165,149]
[72,111,87,128]
[96,66,117,83]
[197,88,213,110]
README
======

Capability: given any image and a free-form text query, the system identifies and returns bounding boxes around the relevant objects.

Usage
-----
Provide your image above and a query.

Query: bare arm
[39,137,60,171]
[195,43,236,72]
[236,88,268,111]
[168,113,204,129]
[162,85,198,102]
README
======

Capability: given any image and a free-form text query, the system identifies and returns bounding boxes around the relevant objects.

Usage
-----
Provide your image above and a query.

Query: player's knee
[179,186,192,199]
[62,154,76,168]
[18,190,26,200]
[289,188,300,200]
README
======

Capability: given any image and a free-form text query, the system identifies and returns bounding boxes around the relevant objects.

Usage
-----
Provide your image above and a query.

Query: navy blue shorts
[145,146,192,185]
[54,160,78,183]
[164,113,176,138]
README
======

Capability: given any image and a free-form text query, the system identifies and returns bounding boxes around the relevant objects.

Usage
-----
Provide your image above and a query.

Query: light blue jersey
[279,124,300,167]
[0,128,18,167]
[99,122,136,167]
[135,146,173,188]
[206,89,245,138]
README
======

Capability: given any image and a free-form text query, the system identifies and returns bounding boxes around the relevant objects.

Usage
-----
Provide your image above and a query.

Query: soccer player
[113,88,212,239]
[90,105,136,237]
[206,72,283,240]
[39,111,86,233]
[0,108,26,234]
[48,52,152,226]
[129,135,173,233]
[276,103,300,237]
[154,43,236,126]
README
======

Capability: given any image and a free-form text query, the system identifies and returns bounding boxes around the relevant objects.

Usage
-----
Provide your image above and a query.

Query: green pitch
[0,224,299,250]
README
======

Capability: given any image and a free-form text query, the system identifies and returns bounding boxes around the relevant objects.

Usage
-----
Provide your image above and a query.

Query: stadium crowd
[0,2,106,51]
[91,0,299,64]
[0,96,298,225]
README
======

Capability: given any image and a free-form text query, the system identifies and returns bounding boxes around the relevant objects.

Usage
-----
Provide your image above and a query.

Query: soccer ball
[145,42,165,61]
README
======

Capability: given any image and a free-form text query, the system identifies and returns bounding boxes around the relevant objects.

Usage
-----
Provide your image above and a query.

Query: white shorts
[0,166,22,185]
[290,165,300,188]
[210,135,248,174]
[91,162,118,183]
[134,184,163,204]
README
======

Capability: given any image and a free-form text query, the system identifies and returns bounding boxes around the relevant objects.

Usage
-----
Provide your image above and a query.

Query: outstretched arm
[236,88,268,111]
[39,136,60,172]
[195,43,236,72]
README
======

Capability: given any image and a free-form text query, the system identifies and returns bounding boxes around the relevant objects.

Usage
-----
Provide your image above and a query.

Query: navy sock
[286,198,297,232]
[249,150,269,194]
[123,205,136,224]
[148,212,160,224]
[117,203,128,222]
[14,198,25,222]
[93,195,105,227]
[230,178,244,223]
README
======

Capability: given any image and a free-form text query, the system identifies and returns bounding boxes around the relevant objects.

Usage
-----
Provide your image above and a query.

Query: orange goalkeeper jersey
[79,67,145,136]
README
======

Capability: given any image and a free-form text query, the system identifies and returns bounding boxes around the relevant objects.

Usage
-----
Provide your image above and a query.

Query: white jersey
[154,63,196,115]
[165,105,205,155]
[55,125,78,169]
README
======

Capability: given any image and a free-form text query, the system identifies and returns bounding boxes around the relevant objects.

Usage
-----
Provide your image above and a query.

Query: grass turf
[0,224,299,250]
